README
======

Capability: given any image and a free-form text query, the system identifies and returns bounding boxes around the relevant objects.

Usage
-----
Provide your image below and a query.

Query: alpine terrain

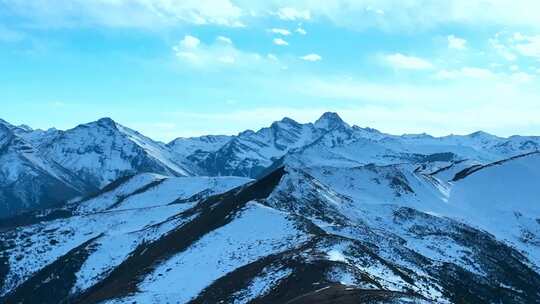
[1,113,539,304]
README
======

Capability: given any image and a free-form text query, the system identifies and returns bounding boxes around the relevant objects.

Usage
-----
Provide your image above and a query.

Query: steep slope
[39,118,193,189]
[447,152,540,265]
[191,112,540,178]
[0,122,93,218]
[196,113,348,177]
[2,161,539,303]
[0,173,252,301]
[168,135,232,157]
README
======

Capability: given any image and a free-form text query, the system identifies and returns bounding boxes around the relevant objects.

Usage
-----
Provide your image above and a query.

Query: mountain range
[1,113,539,303]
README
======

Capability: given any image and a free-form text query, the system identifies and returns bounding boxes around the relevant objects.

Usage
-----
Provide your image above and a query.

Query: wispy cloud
[273,38,289,46]
[514,35,540,60]
[173,34,274,69]
[2,0,245,28]
[4,0,540,31]
[300,54,322,62]
[296,27,307,35]
[448,35,467,50]
[276,7,311,21]
[269,28,291,36]
[383,53,433,70]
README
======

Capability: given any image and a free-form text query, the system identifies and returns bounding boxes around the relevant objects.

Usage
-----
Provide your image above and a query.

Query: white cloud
[490,32,540,62]
[448,35,467,50]
[514,35,540,59]
[3,0,245,28]
[269,28,291,35]
[513,32,526,42]
[173,35,274,69]
[383,53,433,70]
[262,0,540,31]
[300,54,322,62]
[216,36,232,44]
[489,37,517,61]
[179,35,201,49]
[5,0,540,31]
[267,53,278,61]
[296,27,307,35]
[273,38,289,46]
[276,7,311,21]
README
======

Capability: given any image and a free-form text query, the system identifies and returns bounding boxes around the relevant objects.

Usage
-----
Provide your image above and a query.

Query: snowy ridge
[1,153,540,303]
[39,118,193,189]
[2,113,540,217]
[1,113,540,303]
[0,122,92,217]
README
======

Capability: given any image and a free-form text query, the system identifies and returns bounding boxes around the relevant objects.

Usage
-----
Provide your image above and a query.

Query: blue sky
[1,0,540,141]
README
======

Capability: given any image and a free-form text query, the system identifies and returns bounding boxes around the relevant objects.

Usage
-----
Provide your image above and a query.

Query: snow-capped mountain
[192,115,333,177]
[37,118,193,189]
[1,112,540,303]
[2,112,539,219]
[1,151,539,303]
[168,135,233,157]
[0,117,199,218]
[179,112,540,178]
[0,120,92,218]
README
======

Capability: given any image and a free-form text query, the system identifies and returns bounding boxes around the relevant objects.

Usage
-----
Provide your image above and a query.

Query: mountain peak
[281,117,298,124]
[92,117,118,130]
[97,117,116,125]
[468,131,497,139]
[271,117,300,129]
[314,112,349,130]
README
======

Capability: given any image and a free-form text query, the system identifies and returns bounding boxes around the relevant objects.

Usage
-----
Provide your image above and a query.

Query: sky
[1,0,540,142]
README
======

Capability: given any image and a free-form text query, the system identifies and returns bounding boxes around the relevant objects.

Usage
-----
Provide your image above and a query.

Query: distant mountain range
[1,113,540,303]
[1,113,539,218]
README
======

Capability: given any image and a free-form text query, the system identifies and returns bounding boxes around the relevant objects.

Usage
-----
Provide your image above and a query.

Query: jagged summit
[3,113,540,216]
[314,112,349,130]
[270,117,301,130]
[90,117,118,129]
[279,117,299,125]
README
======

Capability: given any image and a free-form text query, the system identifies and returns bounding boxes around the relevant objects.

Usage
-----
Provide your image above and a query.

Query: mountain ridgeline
[1,113,540,303]
[1,113,539,218]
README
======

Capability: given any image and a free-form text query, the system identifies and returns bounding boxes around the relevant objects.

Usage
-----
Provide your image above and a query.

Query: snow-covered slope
[192,113,358,177]
[447,152,540,265]
[168,135,232,157]
[2,155,540,304]
[191,112,540,178]
[0,122,92,218]
[38,118,193,188]
[0,173,252,300]
[3,113,539,217]
[1,113,540,303]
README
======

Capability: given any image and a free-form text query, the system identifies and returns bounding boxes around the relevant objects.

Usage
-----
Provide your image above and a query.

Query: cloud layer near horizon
[1,0,539,140]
